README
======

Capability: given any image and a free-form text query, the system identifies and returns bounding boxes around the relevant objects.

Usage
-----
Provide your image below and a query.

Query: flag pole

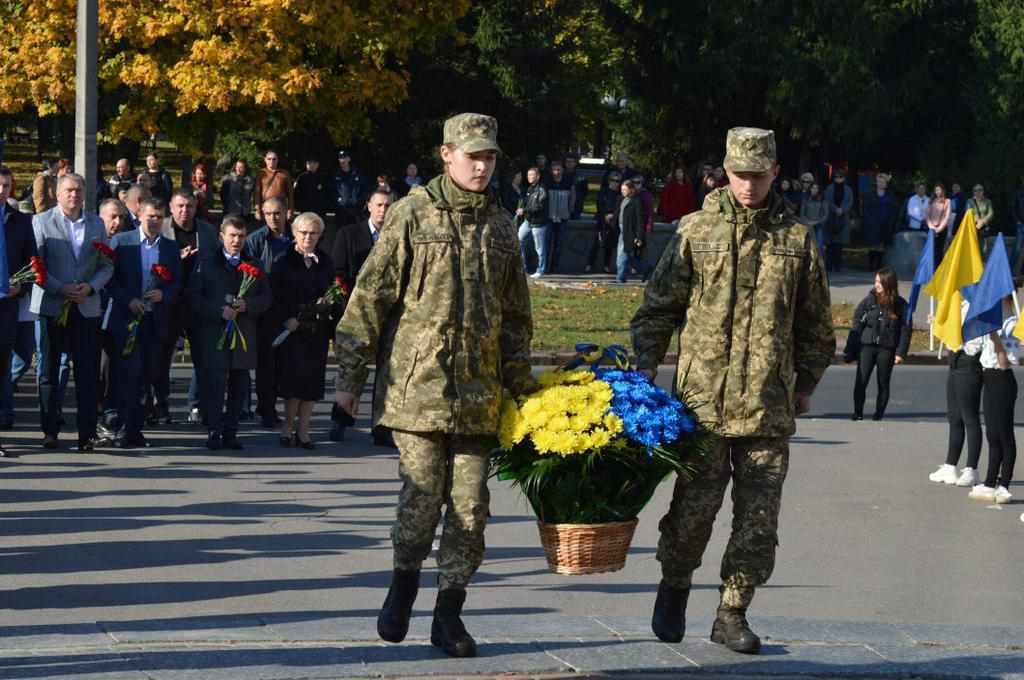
[929,296,935,351]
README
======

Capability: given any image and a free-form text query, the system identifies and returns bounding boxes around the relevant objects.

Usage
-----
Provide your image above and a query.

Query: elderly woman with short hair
[268,212,342,449]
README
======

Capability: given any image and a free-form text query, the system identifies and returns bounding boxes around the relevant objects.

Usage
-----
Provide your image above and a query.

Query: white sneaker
[530,271,542,279]
[994,486,1013,504]
[929,464,959,485]
[955,467,979,487]
[968,484,996,501]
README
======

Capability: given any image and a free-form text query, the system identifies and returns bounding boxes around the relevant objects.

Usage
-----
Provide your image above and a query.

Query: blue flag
[962,233,1015,343]
[905,230,935,325]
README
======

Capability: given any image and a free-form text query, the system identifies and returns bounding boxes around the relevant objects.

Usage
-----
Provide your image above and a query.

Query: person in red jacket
[658,167,697,221]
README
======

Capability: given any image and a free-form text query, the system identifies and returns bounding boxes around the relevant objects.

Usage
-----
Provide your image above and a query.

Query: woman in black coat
[849,267,912,421]
[269,212,343,448]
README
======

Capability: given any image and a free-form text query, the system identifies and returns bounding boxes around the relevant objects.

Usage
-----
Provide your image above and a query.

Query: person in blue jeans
[520,167,548,278]
[0,315,69,429]
[615,179,652,283]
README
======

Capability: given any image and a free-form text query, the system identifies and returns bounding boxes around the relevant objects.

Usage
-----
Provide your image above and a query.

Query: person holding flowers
[188,215,271,451]
[0,166,38,458]
[31,173,113,452]
[268,212,344,449]
[631,128,835,654]
[333,113,534,659]
[107,198,182,449]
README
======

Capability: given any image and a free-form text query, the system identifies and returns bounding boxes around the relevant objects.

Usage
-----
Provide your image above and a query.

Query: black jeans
[982,368,1017,488]
[945,352,983,469]
[203,369,250,437]
[853,345,895,418]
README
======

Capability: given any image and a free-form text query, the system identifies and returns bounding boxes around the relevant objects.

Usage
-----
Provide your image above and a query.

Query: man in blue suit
[108,198,181,448]
[31,173,114,451]
[0,167,38,458]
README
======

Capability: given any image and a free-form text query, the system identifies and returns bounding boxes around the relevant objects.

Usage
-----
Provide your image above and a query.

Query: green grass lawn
[530,286,934,355]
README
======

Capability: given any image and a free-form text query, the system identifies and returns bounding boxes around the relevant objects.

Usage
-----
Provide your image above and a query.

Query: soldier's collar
[719,189,785,226]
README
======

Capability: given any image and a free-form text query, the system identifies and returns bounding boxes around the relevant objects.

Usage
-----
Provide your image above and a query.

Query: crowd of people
[0,149,404,457]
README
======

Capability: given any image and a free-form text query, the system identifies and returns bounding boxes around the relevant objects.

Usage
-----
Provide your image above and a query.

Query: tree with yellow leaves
[0,0,470,150]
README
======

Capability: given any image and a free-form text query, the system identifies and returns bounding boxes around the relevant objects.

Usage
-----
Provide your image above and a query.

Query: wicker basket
[536,519,639,575]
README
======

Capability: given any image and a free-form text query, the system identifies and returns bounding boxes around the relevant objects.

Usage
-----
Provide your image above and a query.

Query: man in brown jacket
[254,150,293,221]
[32,159,67,214]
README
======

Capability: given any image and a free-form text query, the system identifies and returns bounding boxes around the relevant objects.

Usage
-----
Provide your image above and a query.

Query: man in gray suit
[32,173,114,451]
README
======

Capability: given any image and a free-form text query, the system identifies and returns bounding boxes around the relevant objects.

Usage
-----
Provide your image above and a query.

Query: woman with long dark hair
[850,267,912,420]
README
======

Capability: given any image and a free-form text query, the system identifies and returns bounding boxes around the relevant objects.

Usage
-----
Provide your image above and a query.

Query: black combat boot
[377,568,420,643]
[710,606,761,654]
[430,588,477,658]
[651,580,689,642]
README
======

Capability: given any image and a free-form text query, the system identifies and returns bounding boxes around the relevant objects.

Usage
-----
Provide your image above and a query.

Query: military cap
[723,127,776,174]
[443,113,501,154]
[337,149,351,158]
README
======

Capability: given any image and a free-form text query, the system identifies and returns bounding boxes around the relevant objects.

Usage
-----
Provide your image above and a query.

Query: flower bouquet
[492,344,715,575]
[272,277,350,348]
[217,262,262,351]
[124,264,174,356]
[8,256,46,289]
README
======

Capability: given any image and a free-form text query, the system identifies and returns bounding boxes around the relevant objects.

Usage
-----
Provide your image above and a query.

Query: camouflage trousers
[391,430,493,591]
[657,436,789,610]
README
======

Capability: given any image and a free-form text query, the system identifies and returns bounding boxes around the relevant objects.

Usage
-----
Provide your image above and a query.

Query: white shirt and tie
[368,219,380,243]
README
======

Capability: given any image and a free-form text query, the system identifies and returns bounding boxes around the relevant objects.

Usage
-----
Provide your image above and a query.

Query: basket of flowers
[492,344,714,575]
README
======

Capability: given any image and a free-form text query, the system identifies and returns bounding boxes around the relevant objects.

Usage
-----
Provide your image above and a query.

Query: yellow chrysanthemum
[498,368,626,455]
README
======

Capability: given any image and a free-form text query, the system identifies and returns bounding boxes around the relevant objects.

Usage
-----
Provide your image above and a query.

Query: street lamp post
[75,0,98,212]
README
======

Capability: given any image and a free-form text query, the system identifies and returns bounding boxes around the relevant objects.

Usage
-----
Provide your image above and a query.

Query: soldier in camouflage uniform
[631,128,835,654]
[333,113,535,659]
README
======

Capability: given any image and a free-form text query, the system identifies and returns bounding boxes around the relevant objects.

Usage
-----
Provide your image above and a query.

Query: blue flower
[594,368,696,449]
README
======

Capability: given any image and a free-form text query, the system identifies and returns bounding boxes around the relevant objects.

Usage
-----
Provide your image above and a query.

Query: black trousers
[254,326,278,418]
[945,352,983,469]
[117,320,162,438]
[853,345,896,417]
[203,368,250,436]
[982,368,1017,488]
[587,224,617,271]
[38,310,99,443]
[933,230,947,271]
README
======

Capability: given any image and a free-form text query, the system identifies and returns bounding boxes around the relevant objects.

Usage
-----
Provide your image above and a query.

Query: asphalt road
[0,363,1021,679]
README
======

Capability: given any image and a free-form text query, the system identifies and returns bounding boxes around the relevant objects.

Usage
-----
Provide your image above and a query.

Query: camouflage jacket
[334,174,535,434]
[631,188,835,438]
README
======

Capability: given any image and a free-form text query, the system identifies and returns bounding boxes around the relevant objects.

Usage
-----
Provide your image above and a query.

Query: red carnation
[151,264,172,282]
[30,256,47,286]
[238,262,263,279]
[93,241,116,260]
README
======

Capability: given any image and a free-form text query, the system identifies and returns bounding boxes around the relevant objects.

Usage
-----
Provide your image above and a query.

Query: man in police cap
[631,127,834,654]
[334,113,534,658]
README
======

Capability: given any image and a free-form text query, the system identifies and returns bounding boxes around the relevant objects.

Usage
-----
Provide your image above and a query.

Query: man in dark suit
[244,196,292,427]
[157,189,218,426]
[31,173,114,451]
[107,198,182,448]
[188,215,272,450]
[329,187,393,444]
[0,167,38,458]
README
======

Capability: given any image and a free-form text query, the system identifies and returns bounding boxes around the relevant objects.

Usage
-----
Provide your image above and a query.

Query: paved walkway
[2,366,1022,679]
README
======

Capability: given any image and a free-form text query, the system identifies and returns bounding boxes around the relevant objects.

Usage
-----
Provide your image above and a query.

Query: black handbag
[843,327,861,363]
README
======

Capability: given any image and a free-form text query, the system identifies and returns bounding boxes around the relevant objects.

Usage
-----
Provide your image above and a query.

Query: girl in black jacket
[850,267,913,420]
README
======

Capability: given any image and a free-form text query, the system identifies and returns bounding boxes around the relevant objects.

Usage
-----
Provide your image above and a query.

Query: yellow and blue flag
[923,209,984,350]
[962,233,1014,343]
